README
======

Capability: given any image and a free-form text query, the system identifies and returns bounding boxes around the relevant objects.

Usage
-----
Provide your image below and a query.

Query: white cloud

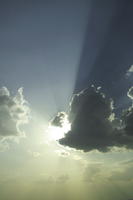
[127,86,133,100]
[126,65,133,76]
[28,150,41,158]
[0,87,30,149]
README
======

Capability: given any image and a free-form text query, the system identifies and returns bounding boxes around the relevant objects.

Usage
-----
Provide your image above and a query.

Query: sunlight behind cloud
[47,114,71,141]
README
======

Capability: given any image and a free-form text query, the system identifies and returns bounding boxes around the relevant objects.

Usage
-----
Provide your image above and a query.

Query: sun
[47,114,71,141]
[48,126,65,140]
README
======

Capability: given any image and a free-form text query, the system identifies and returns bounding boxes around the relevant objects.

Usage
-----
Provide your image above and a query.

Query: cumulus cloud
[51,85,133,152]
[0,87,30,147]
[51,112,66,127]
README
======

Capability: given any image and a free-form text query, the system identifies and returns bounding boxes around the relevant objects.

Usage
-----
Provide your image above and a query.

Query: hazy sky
[0,1,133,200]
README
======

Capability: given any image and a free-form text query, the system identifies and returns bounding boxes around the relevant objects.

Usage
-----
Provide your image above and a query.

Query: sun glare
[47,114,71,141]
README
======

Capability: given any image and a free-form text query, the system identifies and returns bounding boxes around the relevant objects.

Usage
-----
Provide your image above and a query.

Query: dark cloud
[51,85,133,152]
[51,112,66,127]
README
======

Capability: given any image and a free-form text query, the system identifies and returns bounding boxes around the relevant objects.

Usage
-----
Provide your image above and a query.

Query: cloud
[27,150,41,158]
[109,164,133,182]
[0,87,30,148]
[54,149,70,157]
[122,87,133,136]
[83,163,102,183]
[0,140,9,152]
[51,85,133,152]
[51,112,66,127]
[36,174,69,185]
[83,160,133,184]
[126,65,133,77]
[127,86,133,100]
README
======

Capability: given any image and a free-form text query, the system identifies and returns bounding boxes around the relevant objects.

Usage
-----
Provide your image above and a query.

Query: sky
[0,1,133,200]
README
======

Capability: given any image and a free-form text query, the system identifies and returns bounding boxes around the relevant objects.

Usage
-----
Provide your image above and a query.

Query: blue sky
[0,0,89,118]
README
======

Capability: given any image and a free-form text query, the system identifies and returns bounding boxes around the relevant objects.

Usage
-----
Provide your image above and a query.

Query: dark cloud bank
[52,85,133,152]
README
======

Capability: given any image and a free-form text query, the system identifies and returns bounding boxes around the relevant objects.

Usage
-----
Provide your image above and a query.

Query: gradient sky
[0,1,133,200]
[0,0,89,118]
